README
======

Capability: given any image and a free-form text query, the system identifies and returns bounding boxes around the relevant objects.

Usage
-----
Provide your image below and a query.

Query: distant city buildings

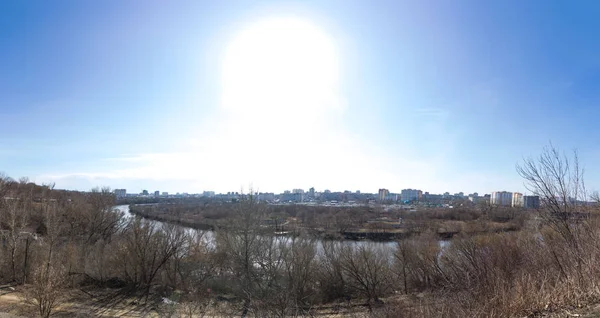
[292,189,305,202]
[524,195,540,209]
[512,192,523,207]
[112,184,540,211]
[378,189,389,202]
[280,189,304,202]
[491,191,513,206]
[258,192,275,201]
[488,191,538,208]
[386,193,399,201]
[114,189,126,198]
[401,189,422,202]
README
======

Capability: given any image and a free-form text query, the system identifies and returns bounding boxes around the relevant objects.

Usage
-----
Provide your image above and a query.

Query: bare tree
[517,144,589,283]
[215,193,269,317]
[2,198,30,283]
[0,172,13,200]
[84,187,121,243]
[393,240,412,294]
[281,237,318,312]
[338,243,393,309]
[164,230,216,292]
[117,218,184,296]
[26,263,67,318]
[317,241,347,302]
[517,144,587,219]
[25,198,67,318]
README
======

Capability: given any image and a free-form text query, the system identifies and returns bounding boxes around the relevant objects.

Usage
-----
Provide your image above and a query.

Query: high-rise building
[401,189,422,202]
[524,195,540,209]
[491,191,513,206]
[162,192,169,196]
[294,192,305,202]
[378,189,389,202]
[154,191,160,197]
[309,187,315,198]
[386,193,399,202]
[258,192,275,201]
[512,192,524,207]
[142,190,149,196]
[114,189,126,198]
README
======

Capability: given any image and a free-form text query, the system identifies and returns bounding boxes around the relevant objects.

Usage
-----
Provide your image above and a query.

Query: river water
[114,205,449,252]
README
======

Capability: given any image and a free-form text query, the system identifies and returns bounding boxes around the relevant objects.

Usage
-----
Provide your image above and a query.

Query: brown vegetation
[129,197,530,242]
[1,145,600,317]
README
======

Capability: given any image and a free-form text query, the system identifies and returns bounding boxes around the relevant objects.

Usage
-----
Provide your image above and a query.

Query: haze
[1,1,600,194]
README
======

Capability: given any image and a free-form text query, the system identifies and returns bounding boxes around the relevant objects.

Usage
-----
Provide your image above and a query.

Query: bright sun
[221,17,339,117]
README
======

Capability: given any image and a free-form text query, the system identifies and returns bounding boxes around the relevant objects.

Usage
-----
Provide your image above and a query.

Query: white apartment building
[114,189,126,198]
[378,188,389,202]
[401,189,422,202]
[511,192,524,207]
[490,191,513,206]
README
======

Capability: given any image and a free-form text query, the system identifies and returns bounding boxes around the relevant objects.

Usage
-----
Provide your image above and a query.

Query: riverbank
[126,203,523,242]
[127,204,216,231]
[128,203,418,241]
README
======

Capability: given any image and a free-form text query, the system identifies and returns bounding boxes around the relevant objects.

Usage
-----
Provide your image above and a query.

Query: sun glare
[221,17,340,118]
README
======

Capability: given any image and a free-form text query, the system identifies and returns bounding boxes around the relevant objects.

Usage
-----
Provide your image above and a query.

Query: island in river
[127,200,528,241]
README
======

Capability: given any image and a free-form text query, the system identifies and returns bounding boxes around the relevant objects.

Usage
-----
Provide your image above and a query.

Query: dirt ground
[0,287,377,318]
[2,286,600,318]
[0,287,168,318]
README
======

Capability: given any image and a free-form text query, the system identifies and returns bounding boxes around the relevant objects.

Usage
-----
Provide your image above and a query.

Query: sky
[1,0,600,195]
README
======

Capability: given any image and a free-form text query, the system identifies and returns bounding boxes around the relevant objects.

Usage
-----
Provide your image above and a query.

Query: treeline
[116,196,217,205]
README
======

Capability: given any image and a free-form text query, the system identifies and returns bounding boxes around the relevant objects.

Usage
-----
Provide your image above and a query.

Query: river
[114,205,449,252]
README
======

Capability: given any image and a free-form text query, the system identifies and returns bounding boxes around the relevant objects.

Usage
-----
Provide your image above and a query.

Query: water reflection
[114,205,449,255]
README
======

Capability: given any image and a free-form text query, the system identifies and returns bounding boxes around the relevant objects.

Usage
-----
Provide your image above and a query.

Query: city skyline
[111,186,541,208]
[112,186,533,199]
[2,1,600,195]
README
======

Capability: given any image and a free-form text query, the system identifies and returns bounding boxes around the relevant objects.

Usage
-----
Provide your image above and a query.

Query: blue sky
[1,0,600,195]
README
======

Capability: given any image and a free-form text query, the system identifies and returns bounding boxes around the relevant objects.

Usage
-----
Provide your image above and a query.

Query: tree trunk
[23,237,30,284]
